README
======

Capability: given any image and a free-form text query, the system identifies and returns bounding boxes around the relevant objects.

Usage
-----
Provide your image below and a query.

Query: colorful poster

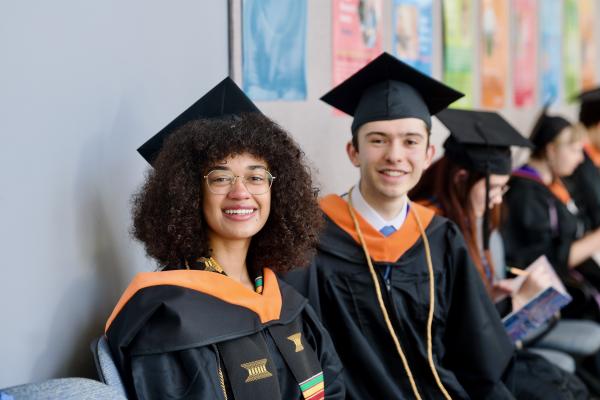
[580,0,597,90]
[563,0,581,101]
[242,0,307,101]
[480,0,508,109]
[513,0,537,108]
[332,0,383,91]
[539,1,561,103]
[392,0,433,76]
[442,0,474,108]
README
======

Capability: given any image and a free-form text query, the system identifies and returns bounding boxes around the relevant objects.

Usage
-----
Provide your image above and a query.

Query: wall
[232,0,600,194]
[0,0,228,387]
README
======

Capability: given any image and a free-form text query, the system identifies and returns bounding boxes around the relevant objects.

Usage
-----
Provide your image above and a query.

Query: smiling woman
[104,78,345,400]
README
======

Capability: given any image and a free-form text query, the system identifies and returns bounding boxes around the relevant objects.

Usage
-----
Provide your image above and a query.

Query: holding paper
[502,255,572,343]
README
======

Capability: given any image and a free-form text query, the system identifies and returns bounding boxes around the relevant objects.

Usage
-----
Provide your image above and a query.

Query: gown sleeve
[501,185,572,279]
[301,303,346,400]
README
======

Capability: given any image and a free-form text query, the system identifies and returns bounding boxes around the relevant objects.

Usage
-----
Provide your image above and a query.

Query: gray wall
[0,0,228,387]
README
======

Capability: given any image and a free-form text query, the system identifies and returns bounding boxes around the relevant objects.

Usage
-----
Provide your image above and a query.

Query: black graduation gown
[286,195,515,400]
[105,268,345,400]
[502,172,600,320]
[564,150,600,231]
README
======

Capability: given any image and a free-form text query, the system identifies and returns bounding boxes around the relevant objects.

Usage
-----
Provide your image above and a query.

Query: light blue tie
[380,225,396,237]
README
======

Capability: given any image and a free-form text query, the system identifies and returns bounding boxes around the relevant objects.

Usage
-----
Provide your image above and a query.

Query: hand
[491,279,516,303]
[512,267,553,309]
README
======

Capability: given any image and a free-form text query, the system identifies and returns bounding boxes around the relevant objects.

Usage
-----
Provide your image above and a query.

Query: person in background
[105,78,345,400]
[502,108,600,321]
[564,87,600,232]
[410,110,599,396]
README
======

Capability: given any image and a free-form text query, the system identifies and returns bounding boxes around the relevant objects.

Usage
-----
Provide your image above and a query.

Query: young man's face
[347,117,434,203]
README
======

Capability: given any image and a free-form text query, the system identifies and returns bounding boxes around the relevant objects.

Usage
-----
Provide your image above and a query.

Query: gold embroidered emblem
[287,332,304,352]
[240,358,272,383]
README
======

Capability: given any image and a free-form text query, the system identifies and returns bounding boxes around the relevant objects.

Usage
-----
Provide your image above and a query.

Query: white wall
[0,0,228,387]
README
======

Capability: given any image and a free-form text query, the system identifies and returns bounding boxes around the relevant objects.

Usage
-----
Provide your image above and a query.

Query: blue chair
[90,335,127,397]
[0,377,127,399]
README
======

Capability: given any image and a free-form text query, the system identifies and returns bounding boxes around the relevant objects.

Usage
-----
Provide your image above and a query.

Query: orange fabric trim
[584,142,600,168]
[105,268,282,332]
[548,179,571,205]
[320,194,435,263]
[415,199,443,216]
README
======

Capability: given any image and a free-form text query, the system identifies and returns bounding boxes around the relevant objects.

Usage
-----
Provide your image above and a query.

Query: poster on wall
[563,0,581,101]
[513,0,537,108]
[332,0,383,98]
[480,0,508,109]
[242,0,307,101]
[442,0,474,108]
[392,0,433,76]
[539,1,561,103]
[580,0,597,90]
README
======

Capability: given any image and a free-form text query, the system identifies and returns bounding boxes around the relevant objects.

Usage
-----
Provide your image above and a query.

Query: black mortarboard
[438,109,533,175]
[320,52,464,134]
[529,106,571,151]
[438,109,531,251]
[577,87,600,127]
[137,77,261,165]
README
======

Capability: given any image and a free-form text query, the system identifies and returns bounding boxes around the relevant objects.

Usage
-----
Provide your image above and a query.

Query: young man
[286,53,516,399]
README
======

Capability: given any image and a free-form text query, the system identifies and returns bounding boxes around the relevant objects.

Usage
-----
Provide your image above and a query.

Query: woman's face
[547,127,584,177]
[469,173,510,218]
[202,152,272,244]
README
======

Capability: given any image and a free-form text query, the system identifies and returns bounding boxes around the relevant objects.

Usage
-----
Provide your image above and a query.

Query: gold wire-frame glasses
[203,169,275,195]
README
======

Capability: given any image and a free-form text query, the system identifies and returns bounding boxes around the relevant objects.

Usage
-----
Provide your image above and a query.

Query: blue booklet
[503,286,572,343]
[501,255,572,343]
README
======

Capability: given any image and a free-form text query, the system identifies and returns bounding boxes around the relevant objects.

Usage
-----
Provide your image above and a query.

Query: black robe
[286,195,515,400]
[105,268,345,400]
[564,150,600,231]
[502,171,600,320]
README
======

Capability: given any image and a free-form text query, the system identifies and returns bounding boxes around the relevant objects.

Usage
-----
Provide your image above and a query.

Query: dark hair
[580,102,600,128]
[410,157,500,291]
[132,113,323,273]
[530,124,583,160]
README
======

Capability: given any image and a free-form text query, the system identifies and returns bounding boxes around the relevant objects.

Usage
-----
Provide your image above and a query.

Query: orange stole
[319,195,434,263]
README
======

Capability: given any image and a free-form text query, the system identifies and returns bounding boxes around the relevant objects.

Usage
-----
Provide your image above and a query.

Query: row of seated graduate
[103,52,600,399]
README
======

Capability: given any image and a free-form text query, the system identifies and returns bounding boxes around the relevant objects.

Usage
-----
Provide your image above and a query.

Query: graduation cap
[320,52,464,134]
[529,105,571,151]
[577,87,600,127]
[437,109,532,251]
[439,109,533,175]
[137,77,261,166]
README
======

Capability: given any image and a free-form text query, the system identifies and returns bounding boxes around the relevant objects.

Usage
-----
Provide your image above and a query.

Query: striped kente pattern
[299,372,325,400]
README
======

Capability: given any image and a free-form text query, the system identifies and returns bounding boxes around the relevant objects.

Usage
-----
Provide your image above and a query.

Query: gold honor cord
[347,188,452,400]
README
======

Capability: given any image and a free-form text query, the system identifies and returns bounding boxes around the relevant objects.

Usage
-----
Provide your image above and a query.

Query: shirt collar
[345,183,409,232]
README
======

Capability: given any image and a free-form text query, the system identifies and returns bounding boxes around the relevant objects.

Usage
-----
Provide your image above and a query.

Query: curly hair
[132,113,323,273]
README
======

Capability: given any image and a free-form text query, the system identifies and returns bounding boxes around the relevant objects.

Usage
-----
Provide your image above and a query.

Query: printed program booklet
[501,255,572,343]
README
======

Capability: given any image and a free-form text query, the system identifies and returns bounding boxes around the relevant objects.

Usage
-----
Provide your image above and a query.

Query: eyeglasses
[203,169,275,195]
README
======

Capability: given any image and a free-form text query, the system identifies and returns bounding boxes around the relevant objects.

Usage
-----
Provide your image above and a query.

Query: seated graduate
[564,87,600,231]
[410,109,548,308]
[409,110,597,395]
[285,53,517,399]
[501,107,600,322]
[104,78,345,400]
